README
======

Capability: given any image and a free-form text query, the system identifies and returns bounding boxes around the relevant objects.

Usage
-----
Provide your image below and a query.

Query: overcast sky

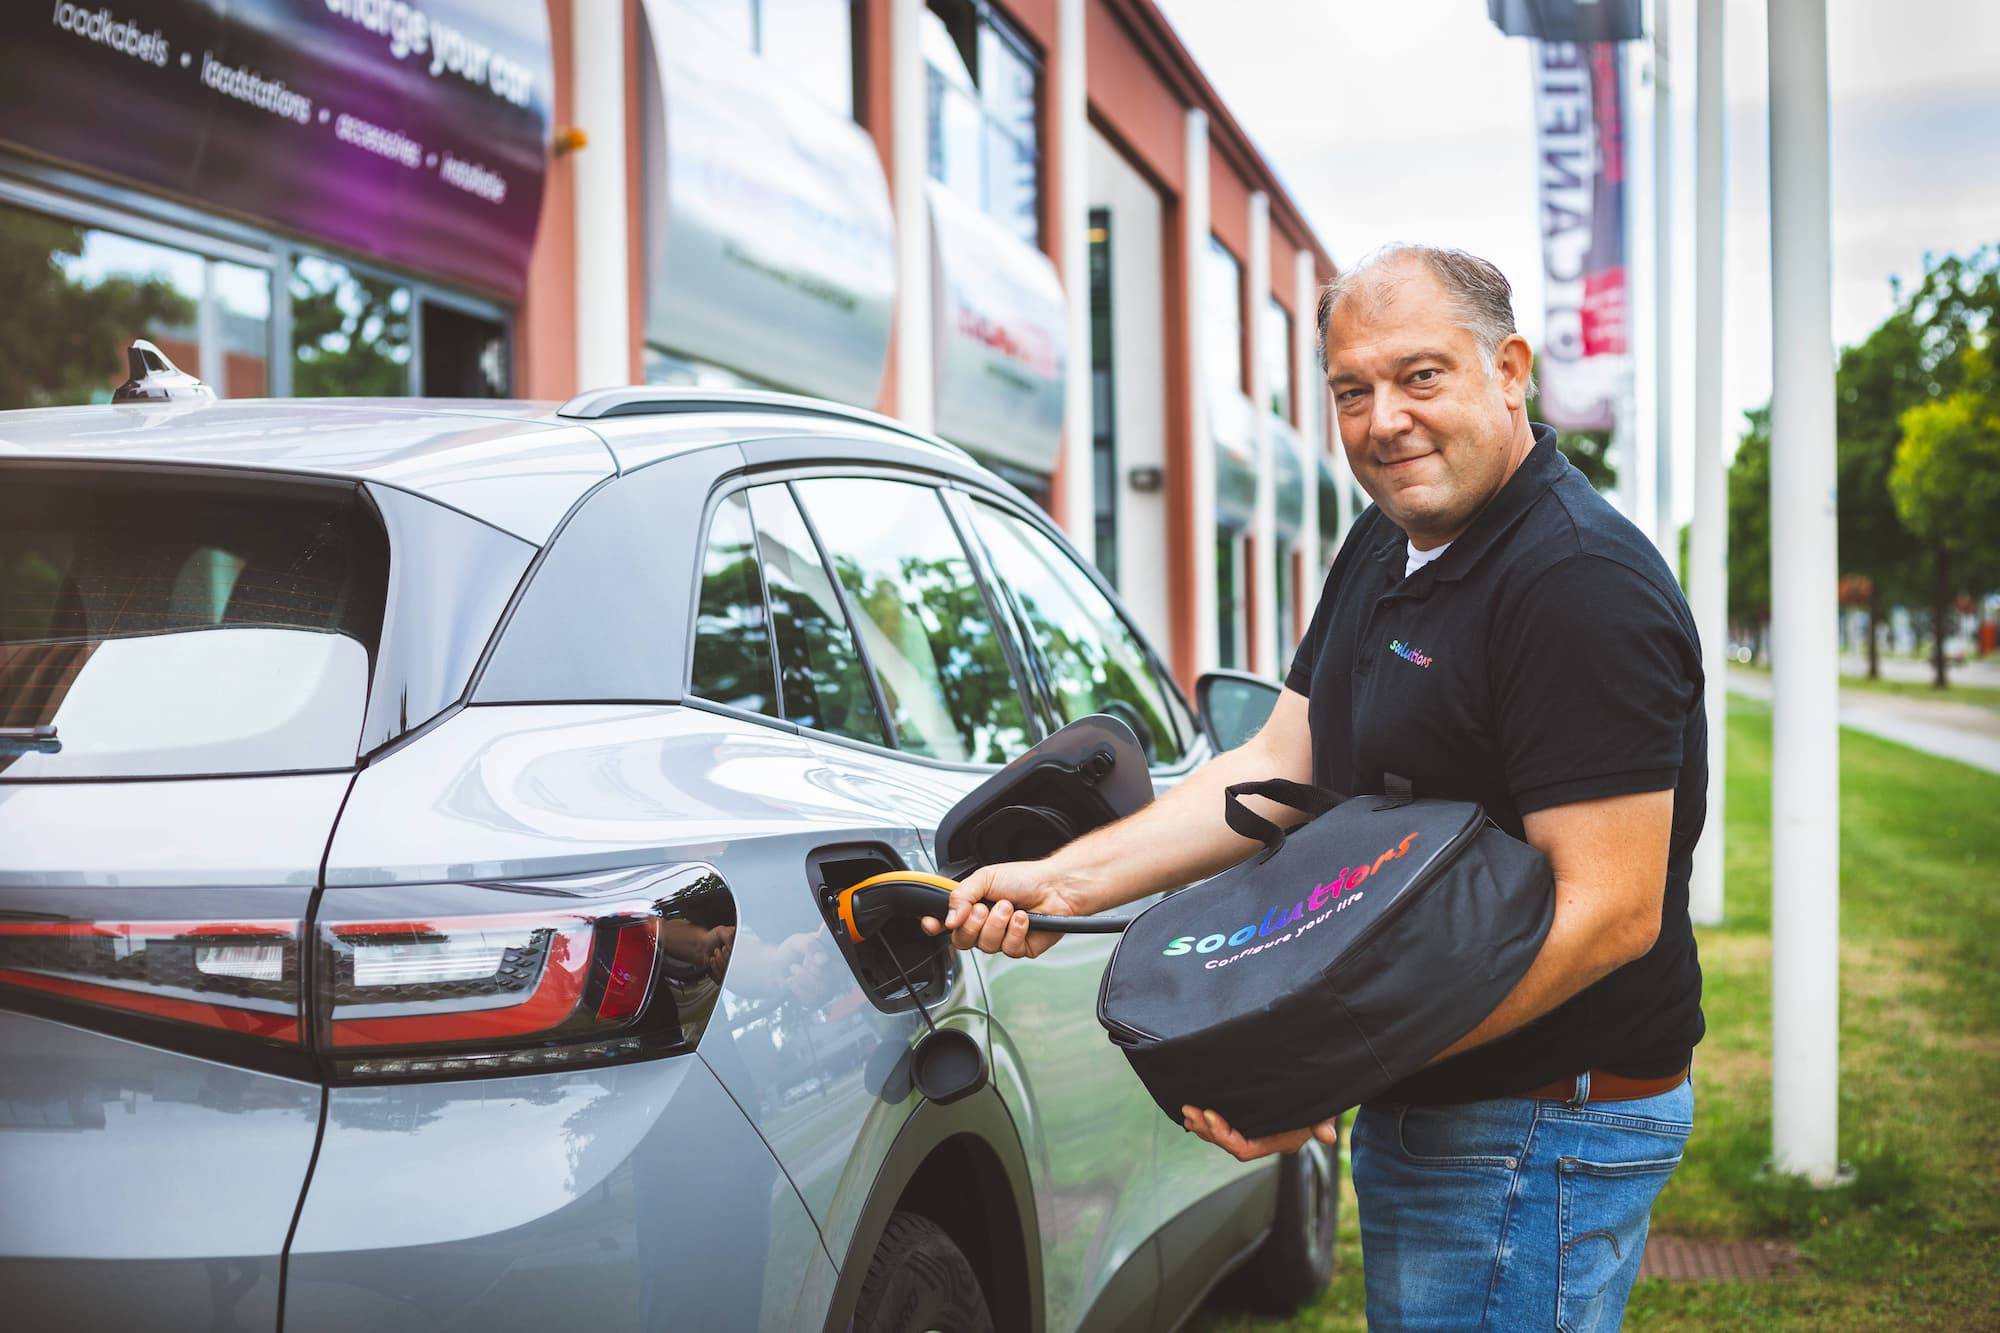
[1153,0,2000,518]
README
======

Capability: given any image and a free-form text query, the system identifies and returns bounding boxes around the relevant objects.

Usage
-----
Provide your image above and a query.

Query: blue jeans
[1350,1077,1693,1331]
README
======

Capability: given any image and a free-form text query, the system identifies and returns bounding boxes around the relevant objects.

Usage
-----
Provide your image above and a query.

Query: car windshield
[0,468,388,779]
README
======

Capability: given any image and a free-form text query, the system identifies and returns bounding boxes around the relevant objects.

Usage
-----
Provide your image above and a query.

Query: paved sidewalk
[1727,668,2000,775]
[1835,653,2000,688]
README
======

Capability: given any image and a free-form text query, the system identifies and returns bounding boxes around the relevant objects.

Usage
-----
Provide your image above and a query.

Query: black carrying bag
[1096,779,1555,1137]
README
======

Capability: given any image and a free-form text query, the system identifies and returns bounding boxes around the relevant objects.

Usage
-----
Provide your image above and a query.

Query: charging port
[807,843,954,1015]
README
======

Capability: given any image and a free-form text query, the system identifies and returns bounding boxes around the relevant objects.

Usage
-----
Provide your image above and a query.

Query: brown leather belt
[1523,1067,1690,1104]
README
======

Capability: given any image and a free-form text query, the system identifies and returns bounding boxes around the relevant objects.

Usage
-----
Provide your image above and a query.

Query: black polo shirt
[1287,425,1705,1103]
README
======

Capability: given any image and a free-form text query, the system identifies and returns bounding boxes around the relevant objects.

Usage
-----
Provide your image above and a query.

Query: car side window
[690,490,778,715]
[793,477,1031,764]
[969,503,1186,765]
[746,484,886,745]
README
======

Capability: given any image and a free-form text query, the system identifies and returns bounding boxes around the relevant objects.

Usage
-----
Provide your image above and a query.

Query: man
[923,244,1705,1330]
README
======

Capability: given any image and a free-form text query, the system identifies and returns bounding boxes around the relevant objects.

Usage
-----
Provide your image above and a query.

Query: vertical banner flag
[1531,40,1630,431]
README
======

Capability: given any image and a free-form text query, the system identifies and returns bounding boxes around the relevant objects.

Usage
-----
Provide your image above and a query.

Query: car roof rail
[556,386,966,456]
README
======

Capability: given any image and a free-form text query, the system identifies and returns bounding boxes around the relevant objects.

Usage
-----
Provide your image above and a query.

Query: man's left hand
[1181,1105,1338,1161]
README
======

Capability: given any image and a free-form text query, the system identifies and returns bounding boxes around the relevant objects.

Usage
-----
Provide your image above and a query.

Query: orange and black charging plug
[835,871,1126,942]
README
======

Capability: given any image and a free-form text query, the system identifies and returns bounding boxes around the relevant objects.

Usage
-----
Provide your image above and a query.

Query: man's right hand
[920,860,1092,958]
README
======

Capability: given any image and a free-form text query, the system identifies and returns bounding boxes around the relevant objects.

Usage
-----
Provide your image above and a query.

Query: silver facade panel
[1212,389,1259,530]
[927,181,1068,476]
[1270,414,1307,540]
[638,0,895,407]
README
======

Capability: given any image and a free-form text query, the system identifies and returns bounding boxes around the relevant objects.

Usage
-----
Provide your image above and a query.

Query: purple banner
[1530,39,1630,432]
[1,1,551,299]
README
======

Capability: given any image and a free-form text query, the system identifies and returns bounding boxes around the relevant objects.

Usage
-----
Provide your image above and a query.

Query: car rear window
[0,468,388,779]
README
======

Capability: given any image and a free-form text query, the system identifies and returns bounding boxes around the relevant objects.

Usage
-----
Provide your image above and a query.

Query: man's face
[1325,267,1531,545]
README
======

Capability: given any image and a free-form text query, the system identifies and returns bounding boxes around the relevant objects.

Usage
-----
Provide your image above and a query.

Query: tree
[1856,246,2000,684]
[1726,406,1771,643]
[1834,303,1927,676]
[1891,341,2000,687]
[1528,390,1617,492]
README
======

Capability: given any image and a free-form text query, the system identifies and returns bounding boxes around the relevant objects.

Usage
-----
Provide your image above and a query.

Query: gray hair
[1314,243,1524,377]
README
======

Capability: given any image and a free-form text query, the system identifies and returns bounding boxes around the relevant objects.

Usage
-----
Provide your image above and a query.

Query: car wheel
[1224,1136,1340,1313]
[853,1211,995,1333]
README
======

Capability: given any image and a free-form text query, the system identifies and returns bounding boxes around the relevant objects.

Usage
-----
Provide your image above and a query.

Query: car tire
[1224,1136,1340,1313]
[853,1211,996,1333]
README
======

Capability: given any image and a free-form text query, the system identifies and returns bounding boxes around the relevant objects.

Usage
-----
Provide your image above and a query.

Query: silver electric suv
[0,386,1336,1331]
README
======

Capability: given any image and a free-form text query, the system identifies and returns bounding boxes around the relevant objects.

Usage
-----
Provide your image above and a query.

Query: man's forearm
[1427,876,1655,1065]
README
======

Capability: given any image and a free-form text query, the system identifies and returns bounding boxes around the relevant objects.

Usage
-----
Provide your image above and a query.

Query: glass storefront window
[1204,238,1245,406]
[1263,297,1293,422]
[290,255,412,398]
[1216,530,1243,671]
[421,301,508,398]
[923,0,1041,246]
[3,188,507,405]
[978,22,1037,144]
[0,203,272,410]
[1275,542,1295,657]
[928,71,986,210]
[211,263,274,398]
[1088,208,1117,587]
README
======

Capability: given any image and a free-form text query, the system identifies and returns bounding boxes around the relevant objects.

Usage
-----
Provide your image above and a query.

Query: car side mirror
[1195,670,1283,752]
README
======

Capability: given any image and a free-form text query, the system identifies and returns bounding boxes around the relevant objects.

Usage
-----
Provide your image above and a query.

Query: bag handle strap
[1223,779,1345,862]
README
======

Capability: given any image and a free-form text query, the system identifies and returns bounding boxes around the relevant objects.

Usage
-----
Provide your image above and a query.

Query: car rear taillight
[0,865,733,1083]
[312,865,733,1081]
[0,913,303,1045]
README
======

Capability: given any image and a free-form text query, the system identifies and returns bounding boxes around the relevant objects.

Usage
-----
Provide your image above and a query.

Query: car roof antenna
[875,931,988,1106]
[113,339,216,404]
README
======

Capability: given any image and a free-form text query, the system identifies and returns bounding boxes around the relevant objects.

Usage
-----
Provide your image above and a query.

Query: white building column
[1295,249,1322,583]
[1767,0,1842,1186]
[1247,192,1277,677]
[1688,0,1727,926]
[1057,0,1093,549]
[1184,109,1218,673]
[891,0,934,430]
[572,0,631,390]
[1653,0,1677,559]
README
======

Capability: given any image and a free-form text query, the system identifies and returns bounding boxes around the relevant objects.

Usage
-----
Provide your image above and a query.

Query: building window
[1275,540,1294,656]
[1216,530,1244,671]
[422,300,510,398]
[0,180,511,406]
[0,202,270,409]
[923,0,1041,246]
[692,0,858,120]
[1203,237,1245,406]
[290,256,412,398]
[1262,297,1293,422]
[1088,208,1117,586]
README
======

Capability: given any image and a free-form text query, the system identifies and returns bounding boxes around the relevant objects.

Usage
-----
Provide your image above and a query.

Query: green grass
[1191,698,2000,1330]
